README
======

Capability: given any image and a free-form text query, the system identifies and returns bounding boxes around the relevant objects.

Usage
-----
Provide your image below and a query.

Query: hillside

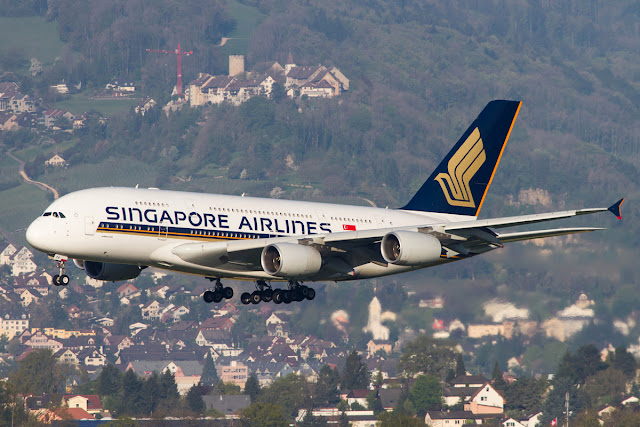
[1,0,639,362]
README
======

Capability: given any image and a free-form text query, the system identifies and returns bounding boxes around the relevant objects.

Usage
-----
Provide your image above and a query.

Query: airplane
[26,100,624,305]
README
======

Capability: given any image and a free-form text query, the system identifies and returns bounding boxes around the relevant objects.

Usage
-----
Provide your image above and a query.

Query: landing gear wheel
[294,289,305,302]
[273,290,283,304]
[203,290,215,303]
[212,291,224,303]
[306,288,316,300]
[240,292,251,305]
[282,291,292,304]
[261,289,273,303]
[223,287,234,300]
[250,292,261,304]
[60,275,70,286]
[53,275,60,286]
[301,286,310,298]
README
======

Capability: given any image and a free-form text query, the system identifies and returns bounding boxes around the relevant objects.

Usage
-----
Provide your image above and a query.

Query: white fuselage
[26,187,471,281]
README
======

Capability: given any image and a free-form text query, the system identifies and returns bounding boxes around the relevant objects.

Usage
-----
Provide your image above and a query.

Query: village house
[18,288,43,307]
[0,313,29,339]
[0,111,18,130]
[50,84,69,94]
[366,339,393,357]
[134,97,156,116]
[0,243,17,265]
[42,108,75,129]
[23,331,64,352]
[217,360,248,389]
[62,395,103,415]
[106,80,135,92]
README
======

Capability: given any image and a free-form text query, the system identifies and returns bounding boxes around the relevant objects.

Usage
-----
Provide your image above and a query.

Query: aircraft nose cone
[26,219,47,252]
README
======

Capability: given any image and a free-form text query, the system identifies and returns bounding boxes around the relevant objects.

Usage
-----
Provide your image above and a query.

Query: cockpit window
[53,212,59,218]
[59,212,66,218]
[43,212,51,217]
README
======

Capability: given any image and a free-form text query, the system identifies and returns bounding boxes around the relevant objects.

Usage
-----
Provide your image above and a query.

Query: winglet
[608,198,625,220]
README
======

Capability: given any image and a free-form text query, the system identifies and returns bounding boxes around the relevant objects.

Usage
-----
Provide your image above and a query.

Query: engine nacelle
[261,243,322,278]
[381,231,442,266]
[84,261,143,281]
[72,259,85,270]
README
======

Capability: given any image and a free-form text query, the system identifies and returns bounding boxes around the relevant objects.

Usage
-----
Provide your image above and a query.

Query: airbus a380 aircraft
[26,100,623,305]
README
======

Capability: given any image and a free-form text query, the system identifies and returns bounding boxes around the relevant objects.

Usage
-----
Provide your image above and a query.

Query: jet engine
[381,231,442,266]
[84,261,144,281]
[261,243,322,277]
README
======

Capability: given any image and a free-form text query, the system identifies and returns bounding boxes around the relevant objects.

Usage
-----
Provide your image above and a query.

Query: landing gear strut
[52,255,70,287]
[241,280,315,305]
[202,278,234,304]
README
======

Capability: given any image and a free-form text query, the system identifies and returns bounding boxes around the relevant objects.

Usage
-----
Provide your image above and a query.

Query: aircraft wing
[164,199,622,275]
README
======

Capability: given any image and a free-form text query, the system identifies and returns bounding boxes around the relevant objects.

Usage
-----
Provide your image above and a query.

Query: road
[6,149,59,199]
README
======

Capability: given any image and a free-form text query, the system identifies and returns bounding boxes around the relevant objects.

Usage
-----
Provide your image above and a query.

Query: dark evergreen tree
[539,376,586,426]
[200,354,220,387]
[341,351,370,391]
[139,372,161,415]
[315,365,340,407]
[445,368,456,383]
[492,361,506,390]
[455,353,466,377]
[186,384,206,414]
[245,373,261,403]
[120,369,143,415]
[613,346,637,378]
[97,364,121,396]
[300,410,329,426]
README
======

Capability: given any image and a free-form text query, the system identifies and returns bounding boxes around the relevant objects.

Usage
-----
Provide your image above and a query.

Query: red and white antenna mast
[146,43,193,97]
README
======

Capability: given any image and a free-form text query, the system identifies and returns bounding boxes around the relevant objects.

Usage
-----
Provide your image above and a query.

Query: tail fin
[401,100,522,217]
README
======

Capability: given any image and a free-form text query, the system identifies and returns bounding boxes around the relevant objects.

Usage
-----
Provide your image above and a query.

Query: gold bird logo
[435,128,486,208]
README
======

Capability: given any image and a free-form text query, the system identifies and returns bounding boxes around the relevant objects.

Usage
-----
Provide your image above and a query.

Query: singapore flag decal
[342,224,356,231]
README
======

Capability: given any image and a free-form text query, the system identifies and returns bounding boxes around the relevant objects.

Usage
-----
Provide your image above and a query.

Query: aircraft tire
[273,290,283,304]
[212,291,224,303]
[223,287,234,300]
[282,291,292,304]
[293,289,304,302]
[203,290,215,303]
[261,289,273,303]
[301,286,310,298]
[250,291,261,304]
[60,275,70,286]
[53,275,61,286]
[306,288,316,300]
[240,292,251,305]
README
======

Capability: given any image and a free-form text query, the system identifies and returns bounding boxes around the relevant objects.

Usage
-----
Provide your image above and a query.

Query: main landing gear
[52,255,70,287]
[240,280,316,305]
[202,278,234,304]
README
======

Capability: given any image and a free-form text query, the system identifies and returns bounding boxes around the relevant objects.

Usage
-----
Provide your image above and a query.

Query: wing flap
[497,227,603,243]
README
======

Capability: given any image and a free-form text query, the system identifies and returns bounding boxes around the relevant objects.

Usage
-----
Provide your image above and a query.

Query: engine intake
[84,261,144,281]
[261,243,322,278]
[381,231,442,266]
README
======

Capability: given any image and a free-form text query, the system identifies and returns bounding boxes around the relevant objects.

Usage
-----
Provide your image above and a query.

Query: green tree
[186,384,205,414]
[373,367,384,390]
[260,374,310,417]
[612,346,637,378]
[245,373,261,403]
[409,375,443,416]
[240,402,289,427]
[504,376,547,415]
[366,390,383,414]
[300,410,328,426]
[398,335,457,379]
[215,381,242,395]
[97,364,122,396]
[341,351,370,390]
[314,365,340,407]
[583,368,627,407]
[455,353,466,377]
[9,349,68,394]
[492,361,506,391]
[377,410,426,426]
[120,369,143,416]
[200,354,219,387]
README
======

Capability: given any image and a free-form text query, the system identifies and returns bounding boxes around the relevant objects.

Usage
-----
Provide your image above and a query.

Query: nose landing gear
[51,255,70,287]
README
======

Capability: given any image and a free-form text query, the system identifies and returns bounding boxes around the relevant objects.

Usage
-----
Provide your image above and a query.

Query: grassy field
[43,157,158,193]
[0,17,65,65]
[0,183,49,237]
[56,94,139,117]
[223,0,265,55]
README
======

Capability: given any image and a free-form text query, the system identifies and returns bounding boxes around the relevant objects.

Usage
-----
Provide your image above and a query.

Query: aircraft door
[158,225,168,240]
[84,216,96,235]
